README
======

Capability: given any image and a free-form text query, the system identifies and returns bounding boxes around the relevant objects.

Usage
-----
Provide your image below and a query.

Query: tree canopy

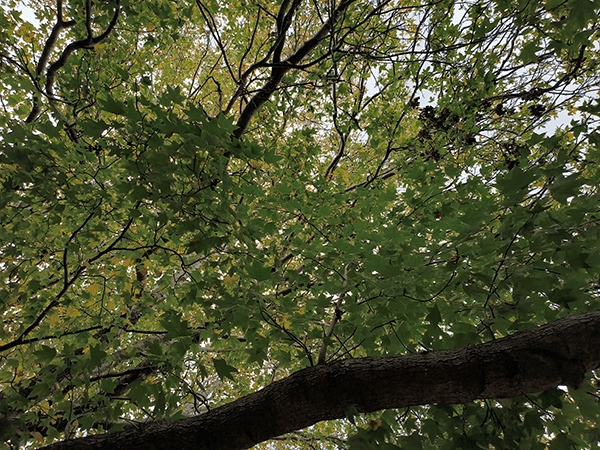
[0,0,599,449]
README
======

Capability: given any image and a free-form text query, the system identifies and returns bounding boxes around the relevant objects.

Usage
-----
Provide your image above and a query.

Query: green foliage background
[0,0,599,448]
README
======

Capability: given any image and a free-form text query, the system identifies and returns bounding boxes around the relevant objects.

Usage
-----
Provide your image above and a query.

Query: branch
[195,1,237,85]
[25,0,76,123]
[234,0,357,138]
[26,0,121,127]
[0,325,210,438]
[36,1,77,76]
[0,214,133,353]
[272,0,303,63]
[45,0,121,100]
[42,310,600,450]
[317,261,358,364]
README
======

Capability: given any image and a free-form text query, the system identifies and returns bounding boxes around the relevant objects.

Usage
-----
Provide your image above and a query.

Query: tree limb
[234,0,357,138]
[42,310,600,450]
[26,0,121,130]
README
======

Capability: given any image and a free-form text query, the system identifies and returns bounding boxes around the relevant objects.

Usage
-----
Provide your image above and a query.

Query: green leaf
[426,303,442,325]
[129,379,151,407]
[160,309,191,339]
[99,95,127,115]
[549,173,586,204]
[495,167,538,204]
[99,379,117,394]
[212,358,238,381]
[188,235,228,254]
[33,345,56,364]
[114,65,130,81]
[539,389,564,409]
[567,0,599,28]
[246,261,271,281]
[519,43,541,63]
[147,340,163,356]
[546,288,579,307]
[549,434,579,450]
[28,382,51,399]
[89,344,107,368]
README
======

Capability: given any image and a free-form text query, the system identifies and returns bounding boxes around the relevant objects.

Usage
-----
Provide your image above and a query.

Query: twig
[317,260,358,364]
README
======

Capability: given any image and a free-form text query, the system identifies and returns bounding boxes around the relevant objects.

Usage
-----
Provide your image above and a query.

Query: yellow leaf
[39,400,50,412]
[87,284,100,295]
[66,306,81,318]
[223,275,237,287]
[48,314,61,326]
[30,431,44,443]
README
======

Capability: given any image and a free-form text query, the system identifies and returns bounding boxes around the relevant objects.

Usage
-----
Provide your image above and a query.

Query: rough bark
[42,310,600,450]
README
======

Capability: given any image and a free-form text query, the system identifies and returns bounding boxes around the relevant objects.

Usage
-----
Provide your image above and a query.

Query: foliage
[1,0,600,448]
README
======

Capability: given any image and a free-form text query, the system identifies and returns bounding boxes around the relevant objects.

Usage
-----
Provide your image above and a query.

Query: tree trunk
[42,310,600,450]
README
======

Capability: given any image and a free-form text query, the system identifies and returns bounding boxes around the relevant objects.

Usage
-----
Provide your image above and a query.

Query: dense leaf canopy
[1,0,599,448]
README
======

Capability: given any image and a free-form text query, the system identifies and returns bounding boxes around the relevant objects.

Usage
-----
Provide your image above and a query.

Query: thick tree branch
[42,310,600,450]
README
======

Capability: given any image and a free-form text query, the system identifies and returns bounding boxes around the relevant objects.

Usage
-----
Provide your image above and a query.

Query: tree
[0,0,599,448]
